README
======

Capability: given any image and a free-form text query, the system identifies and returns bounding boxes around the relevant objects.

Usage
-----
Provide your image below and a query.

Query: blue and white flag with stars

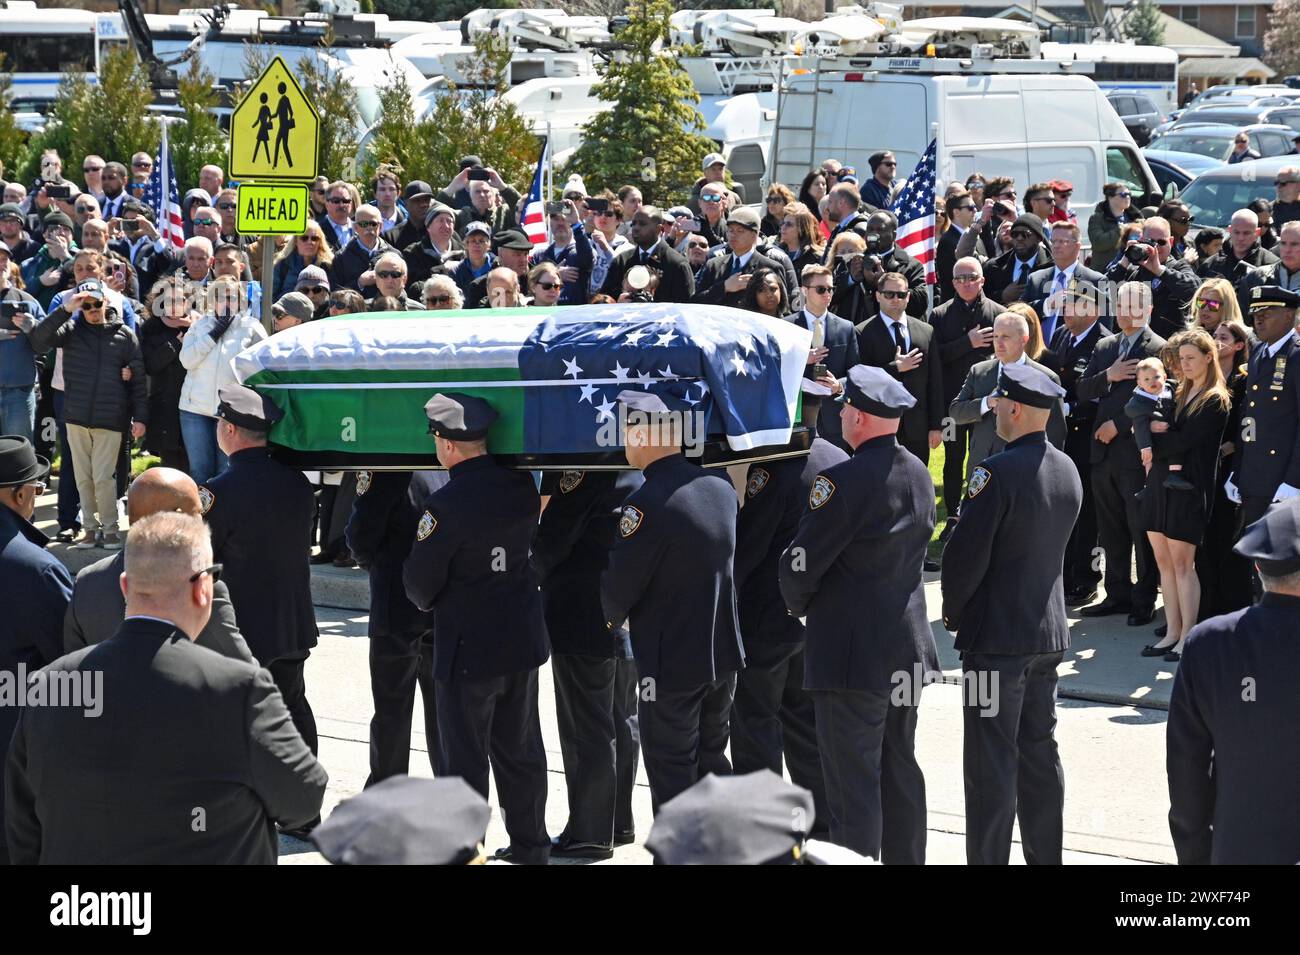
[891,138,938,285]
[234,303,811,456]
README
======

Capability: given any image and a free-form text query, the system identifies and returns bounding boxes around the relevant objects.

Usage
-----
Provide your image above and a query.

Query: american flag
[142,121,185,253]
[891,139,938,285]
[521,138,550,246]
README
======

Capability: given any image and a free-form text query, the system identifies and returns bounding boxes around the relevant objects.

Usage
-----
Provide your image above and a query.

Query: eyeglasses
[766,197,785,204]
[1148,238,1170,247]
[879,161,897,168]
[356,221,380,230]
[426,295,453,306]
[878,289,908,299]
[83,299,105,310]
[327,196,352,205]
[75,206,95,214]
[596,209,617,217]
[804,284,833,294]
[312,188,326,196]
[375,269,404,279]
[1169,215,1192,225]
[216,202,237,211]
[133,161,152,169]
[1277,179,1300,186]
[699,195,722,203]
[188,563,223,584]
[995,191,1016,199]
[24,480,48,496]
[536,281,564,291]
[1196,298,1222,311]
[966,180,985,189]
[1010,230,1037,240]
[1114,192,1132,199]
[780,219,797,228]
[301,286,329,295]
[83,166,102,174]
[956,204,977,212]
[192,218,218,227]
[298,235,320,243]
[953,274,981,284]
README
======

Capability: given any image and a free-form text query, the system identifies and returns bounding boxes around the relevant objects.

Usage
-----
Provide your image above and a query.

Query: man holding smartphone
[0,241,45,441]
[532,199,592,306]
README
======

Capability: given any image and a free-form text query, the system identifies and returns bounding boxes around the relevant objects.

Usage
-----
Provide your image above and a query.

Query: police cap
[215,383,284,432]
[995,363,1065,410]
[1233,497,1300,577]
[836,364,915,417]
[424,392,498,441]
[1248,285,1300,312]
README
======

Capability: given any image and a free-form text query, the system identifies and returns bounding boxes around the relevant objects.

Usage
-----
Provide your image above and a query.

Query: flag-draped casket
[233,303,815,469]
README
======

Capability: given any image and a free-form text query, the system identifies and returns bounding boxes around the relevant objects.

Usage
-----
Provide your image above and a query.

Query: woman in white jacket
[178,276,267,483]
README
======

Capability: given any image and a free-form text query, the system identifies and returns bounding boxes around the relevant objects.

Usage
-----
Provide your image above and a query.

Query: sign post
[229,56,321,332]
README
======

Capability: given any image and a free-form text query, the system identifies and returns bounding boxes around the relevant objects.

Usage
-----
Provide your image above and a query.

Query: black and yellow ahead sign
[236,183,309,235]
[229,56,320,182]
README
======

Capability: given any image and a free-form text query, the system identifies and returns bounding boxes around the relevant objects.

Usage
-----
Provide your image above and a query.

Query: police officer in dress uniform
[531,468,645,859]
[732,381,845,836]
[1227,286,1300,536]
[601,391,745,813]
[940,364,1083,865]
[200,385,320,837]
[0,436,73,865]
[1167,498,1300,864]
[779,367,937,862]
[402,393,551,865]
[345,469,447,785]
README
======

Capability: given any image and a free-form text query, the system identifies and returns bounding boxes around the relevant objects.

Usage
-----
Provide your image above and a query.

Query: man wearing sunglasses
[1227,134,1260,166]
[318,180,357,251]
[335,204,396,296]
[1239,221,1300,310]
[1199,208,1281,294]
[1273,167,1300,231]
[1022,220,1109,345]
[1102,216,1198,340]
[861,151,897,211]
[6,510,327,865]
[363,252,415,309]
[983,213,1051,306]
[935,191,988,303]
[0,434,73,865]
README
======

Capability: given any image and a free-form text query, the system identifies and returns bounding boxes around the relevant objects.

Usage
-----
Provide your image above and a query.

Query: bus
[0,4,127,107]
[1040,41,1179,115]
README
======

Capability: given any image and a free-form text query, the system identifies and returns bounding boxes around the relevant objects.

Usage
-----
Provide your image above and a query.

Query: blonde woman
[1190,277,1241,334]
[273,220,335,300]
[1137,328,1232,662]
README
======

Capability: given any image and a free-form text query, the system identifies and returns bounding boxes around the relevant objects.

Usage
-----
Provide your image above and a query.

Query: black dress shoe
[1153,624,1168,638]
[309,552,333,565]
[613,829,635,846]
[1141,642,1175,657]
[1066,588,1099,605]
[1163,650,1182,663]
[923,557,941,572]
[493,845,550,865]
[1079,600,1131,617]
[1127,608,1156,626]
[550,835,614,860]
[279,815,321,841]
[1163,473,1195,492]
[938,517,958,543]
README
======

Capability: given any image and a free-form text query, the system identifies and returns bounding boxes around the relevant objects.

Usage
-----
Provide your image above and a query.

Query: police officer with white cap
[601,390,745,813]
[941,363,1083,865]
[402,392,551,864]
[1167,498,1300,864]
[200,384,320,839]
[779,366,937,862]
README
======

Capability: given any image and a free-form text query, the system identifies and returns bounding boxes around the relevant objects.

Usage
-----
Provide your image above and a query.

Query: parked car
[1172,105,1300,133]
[1147,123,1298,162]
[1179,155,1300,231]
[1107,90,1164,146]
[1143,154,1198,197]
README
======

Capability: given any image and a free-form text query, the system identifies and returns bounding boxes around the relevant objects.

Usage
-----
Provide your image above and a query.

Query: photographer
[1088,182,1141,269]
[20,212,77,310]
[829,210,925,324]
[532,198,593,306]
[0,241,44,440]
[954,192,1016,263]
[1104,216,1198,339]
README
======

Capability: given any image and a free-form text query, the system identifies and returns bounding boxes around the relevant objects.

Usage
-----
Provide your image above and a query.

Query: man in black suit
[1167,500,1300,864]
[856,271,945,467]
[5,511,327,864]
[790,263,859,451]
[601,206,695,305]
[1102,216,1198,340]
[64,467,253,663]
[691,206,788,309]
[1075,281,1168,626]
[983,213,1051,305]
[830,210,927,325]
[1022,219,1109,346]
[935,192,978,303]
[823,182,872,245]
[1044,283,1108,603]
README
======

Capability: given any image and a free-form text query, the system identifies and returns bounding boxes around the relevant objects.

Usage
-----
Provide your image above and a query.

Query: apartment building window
[1179,6,1199,29]
[1236,6,1257,39]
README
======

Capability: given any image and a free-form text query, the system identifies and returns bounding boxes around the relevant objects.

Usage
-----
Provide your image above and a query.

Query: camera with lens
[864,253,883,273]
[1125,242,1155,266]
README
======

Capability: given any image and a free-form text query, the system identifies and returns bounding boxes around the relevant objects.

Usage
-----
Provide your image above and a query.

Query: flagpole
[157,121,171,247]
[545,123,553,246]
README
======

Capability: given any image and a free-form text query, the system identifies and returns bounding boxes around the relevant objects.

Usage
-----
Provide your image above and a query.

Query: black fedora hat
[0,435,50,488]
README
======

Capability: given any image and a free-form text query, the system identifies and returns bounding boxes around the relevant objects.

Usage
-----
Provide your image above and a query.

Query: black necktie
[892,321,906,353]
[730,256,742,275]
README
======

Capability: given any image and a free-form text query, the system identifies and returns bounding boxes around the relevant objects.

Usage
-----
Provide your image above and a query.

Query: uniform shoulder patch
[746,467,771,499]
[356,470,372,496]
[559,470,585,494]
[968,466,992,499]
[619,505,644,538]
[416,510,437,541]
[198,486,214,515]
[809,474,835,510]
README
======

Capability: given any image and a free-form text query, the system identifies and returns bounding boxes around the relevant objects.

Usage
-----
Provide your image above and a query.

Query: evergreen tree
[171,59,227,194]
[1265,0,1300,78]
[565,0,718,204]
[1122,0,1166,47]
[0,54,27,182]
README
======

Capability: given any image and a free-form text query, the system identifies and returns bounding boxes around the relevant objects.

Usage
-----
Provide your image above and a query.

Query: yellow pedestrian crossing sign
[229,57,319,182]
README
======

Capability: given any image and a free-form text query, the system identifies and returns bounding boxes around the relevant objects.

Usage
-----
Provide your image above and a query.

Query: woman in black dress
[1139,328,1233,662]
[1197,319,1253,616]
[140,276,199,472]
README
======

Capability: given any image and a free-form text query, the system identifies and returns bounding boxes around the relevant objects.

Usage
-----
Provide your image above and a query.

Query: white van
[768,21,1164,239]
